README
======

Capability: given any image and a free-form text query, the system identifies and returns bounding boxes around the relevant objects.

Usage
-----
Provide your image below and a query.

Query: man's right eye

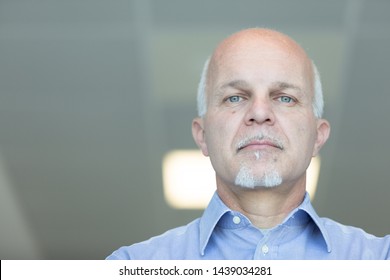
[227,96,242,103]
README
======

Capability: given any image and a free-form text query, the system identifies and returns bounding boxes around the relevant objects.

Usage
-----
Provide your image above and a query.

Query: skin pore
[192,28,330,229]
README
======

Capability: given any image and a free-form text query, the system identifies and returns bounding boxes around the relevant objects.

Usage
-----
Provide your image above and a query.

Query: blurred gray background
[0,0,389,259]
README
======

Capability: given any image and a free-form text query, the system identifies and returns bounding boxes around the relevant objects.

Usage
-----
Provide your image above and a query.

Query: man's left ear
[313,119,331,156]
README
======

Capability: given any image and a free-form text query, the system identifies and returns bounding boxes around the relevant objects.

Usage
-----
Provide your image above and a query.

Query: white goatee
[235,165,282,189]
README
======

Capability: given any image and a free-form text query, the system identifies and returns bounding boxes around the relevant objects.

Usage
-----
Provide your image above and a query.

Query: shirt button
[262,244,269,254]
[232,216,241,224]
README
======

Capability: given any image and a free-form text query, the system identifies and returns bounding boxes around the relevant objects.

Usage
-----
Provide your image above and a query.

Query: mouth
[236,136,284,153]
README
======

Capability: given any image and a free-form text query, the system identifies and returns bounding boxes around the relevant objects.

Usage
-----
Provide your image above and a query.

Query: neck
[216,177,306,229]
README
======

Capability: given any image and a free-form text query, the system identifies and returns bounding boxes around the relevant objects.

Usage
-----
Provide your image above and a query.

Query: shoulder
[106,218,201,260]
[320,217,390,259]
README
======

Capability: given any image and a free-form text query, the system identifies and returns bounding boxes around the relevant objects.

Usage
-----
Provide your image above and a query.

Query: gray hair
[196,58,324,119]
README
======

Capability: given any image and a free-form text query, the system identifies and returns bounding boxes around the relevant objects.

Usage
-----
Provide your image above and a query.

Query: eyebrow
[219,80,252,91]
[218,80,302,92]
[272,81,302,92]
[213,80,251,100]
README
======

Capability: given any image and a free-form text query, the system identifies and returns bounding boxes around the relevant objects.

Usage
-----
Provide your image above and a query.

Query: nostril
[248,117,272,123]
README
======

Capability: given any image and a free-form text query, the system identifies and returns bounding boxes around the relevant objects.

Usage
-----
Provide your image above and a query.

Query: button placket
[254,231,272,259]
[261,244,269,254]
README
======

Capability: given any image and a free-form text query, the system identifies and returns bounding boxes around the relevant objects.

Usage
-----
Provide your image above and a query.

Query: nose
[244,97,275,126]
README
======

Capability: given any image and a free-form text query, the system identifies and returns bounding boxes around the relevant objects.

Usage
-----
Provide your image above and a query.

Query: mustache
[236,133,285,151]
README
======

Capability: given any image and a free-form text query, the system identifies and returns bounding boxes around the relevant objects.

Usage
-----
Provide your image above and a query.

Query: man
[107,28,390,259]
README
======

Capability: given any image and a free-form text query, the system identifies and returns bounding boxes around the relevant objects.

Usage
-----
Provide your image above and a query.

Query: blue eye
[227,96,241,103]
[279,96,293,103]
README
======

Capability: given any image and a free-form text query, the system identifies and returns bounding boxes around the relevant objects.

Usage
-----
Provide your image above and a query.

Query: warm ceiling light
[163,150,321,209]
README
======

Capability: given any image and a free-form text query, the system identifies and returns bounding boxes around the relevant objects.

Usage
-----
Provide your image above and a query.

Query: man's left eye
[278,96,294,103]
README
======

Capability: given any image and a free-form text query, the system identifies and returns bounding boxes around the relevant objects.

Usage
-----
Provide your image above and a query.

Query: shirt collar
[199,192,230,255]
[199,191,332,255]
[296,193,332,253]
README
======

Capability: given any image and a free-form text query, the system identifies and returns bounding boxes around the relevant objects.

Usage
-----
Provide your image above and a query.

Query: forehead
[208,31,313,91]
[213,29,309,62]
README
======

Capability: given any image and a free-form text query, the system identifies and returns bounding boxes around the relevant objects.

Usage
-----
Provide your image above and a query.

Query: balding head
[197,28,323,118]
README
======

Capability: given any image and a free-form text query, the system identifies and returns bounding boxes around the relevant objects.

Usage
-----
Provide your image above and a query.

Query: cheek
[204,121,224,151]
[297,126,310,137]
[206,118,235,151]
[295,124,318,154]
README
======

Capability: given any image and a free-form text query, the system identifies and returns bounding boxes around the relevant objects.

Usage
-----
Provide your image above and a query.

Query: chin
[234,167,283,188]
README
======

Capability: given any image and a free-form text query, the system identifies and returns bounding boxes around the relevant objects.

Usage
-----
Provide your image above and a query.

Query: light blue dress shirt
[106,192,390,259]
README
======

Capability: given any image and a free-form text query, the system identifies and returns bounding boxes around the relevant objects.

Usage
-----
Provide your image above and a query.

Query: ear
[192,117,209,156]
[312,119,330,157]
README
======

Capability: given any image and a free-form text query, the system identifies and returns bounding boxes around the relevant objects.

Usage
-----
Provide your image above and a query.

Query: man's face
[193,35,329,190]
